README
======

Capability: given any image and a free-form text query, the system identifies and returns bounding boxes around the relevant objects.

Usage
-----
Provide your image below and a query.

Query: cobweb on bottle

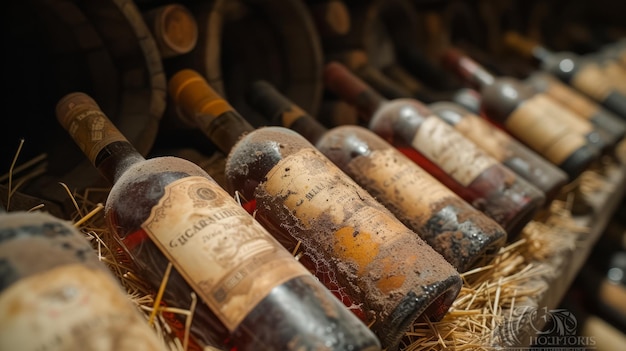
[296,249,368,322]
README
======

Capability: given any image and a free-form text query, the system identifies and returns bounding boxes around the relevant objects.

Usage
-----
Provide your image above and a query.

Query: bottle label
[544,78,598,119]
[346,148,455,225]
[600,61,626,94]
[142,176,309,331]
[530,94,594,135]
[453,114,511,162]
[411,116,498,186]
[0,264,164,351]
[261,148,420,295]
[65,108,127,163]
[507,96,587,164]
[572,62,614,101]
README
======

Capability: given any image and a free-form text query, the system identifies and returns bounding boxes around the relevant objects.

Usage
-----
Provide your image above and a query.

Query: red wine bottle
[55,91,382,351]
[324,61,546,238]
[247,79,507,272]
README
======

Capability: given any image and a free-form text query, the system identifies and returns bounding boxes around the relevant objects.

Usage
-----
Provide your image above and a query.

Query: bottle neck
[531,45,554,65]
[503,31,554,66]
[55,93,145,185]
[323,62,389,122]
[169,69,255,154]
[94,141,145,184]
[355,64,413,100]
[441,48,495,89]
[247,81,328,145]
[197,110,255,155]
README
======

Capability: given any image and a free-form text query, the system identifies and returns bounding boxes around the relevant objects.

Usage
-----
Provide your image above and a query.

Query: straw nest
[3,139,622,351]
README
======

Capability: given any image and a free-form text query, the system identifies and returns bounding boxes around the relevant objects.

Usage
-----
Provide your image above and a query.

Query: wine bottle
[0,209,168,351]
[55,92,382,351]
[381,62,468,104]
[323,61,546,238]
[441,48,602,179]
[523,71,626,149]
[169,69,463,349]
[428,101,569,203]
[503,31,626,120]
[326,50,413,99]
[247,80,507,272]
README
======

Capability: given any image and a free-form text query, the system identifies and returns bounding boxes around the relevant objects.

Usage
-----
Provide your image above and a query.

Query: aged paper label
[412,116,498,186]
[507,97,587,164]
[454,114,511,162]
[261,148,413,292]
[347,148,454,224]
[66,108,127,162]
[544,77,598,119]
[572,62,613,101]
[142,176,309,331]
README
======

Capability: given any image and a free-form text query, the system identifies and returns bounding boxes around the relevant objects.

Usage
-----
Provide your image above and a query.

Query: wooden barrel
[1,0,166,216]
[169,0,323,128]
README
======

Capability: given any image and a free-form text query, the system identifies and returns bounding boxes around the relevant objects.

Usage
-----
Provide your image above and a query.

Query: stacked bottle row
[4,1,626,350]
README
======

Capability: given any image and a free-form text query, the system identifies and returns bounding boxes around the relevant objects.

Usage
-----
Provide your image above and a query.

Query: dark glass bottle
[0,209,168,351]
[428,101,569,203]
[169,69,463,350]
[503,31,626,120]
[326,50,413,99]
[441,48,602,179]
[523,71,626,149]
[55,91,381,351]
[323,61,546,238]
[247,80,507,272]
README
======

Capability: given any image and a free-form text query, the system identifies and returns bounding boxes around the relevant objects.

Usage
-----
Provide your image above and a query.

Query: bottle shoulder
[540,51,581,76]
[368,98,433,142]
[106,156,215,224]
[480,77,536,120]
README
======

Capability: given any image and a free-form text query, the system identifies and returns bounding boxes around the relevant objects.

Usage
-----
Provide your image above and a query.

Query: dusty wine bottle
[441,48,602,179]
[55,92,382,351]
[523,71,626,149]
[168,69,463,349]
[224,126,463,349]
[0,209,168,351]
[246,80,508,272]
[323,61,546,238]
[503,31,626,120]
[428,101,570,203]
